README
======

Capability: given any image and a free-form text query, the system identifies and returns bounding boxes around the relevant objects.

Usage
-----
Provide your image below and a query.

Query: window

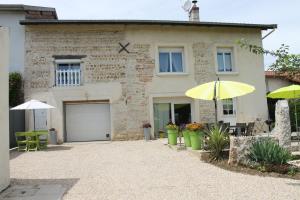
[55,60,81,87]
[222,98,234,115]
[159,48,184,73]
[217,48,233,72]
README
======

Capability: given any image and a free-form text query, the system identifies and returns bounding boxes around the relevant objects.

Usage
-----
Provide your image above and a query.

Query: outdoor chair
[221,123,230,133]
[15,132,27,152]
[35,130,49,150]
[26,132,39,151]
[234,123,247,136]
[245,122,255,136]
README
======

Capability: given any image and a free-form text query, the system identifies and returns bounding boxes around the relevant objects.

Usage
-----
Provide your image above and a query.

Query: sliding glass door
[154,102,191,138]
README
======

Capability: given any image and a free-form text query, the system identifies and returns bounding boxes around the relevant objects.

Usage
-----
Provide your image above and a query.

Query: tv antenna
[181,0,192,12]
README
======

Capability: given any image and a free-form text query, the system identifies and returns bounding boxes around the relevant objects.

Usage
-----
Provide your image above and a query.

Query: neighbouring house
[265,70,300,124]
[0,4,57,73]
[265,70,300,92]
[20,1,276,142]
[0,26,10,192]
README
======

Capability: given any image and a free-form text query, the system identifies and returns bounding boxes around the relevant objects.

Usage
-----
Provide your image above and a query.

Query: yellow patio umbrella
[267,84,300,131]
[185,79,255,123]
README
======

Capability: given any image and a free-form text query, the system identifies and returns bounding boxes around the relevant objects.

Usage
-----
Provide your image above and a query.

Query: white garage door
[66,103,111,142]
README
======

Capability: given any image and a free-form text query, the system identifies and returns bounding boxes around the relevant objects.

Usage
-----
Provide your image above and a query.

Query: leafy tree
[237,39,300,78]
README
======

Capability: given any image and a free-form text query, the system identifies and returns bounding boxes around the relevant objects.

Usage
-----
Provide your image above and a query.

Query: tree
[237,39,300,79]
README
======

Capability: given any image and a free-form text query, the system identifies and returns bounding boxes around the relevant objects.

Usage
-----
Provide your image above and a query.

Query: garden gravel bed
[9,140,300,200]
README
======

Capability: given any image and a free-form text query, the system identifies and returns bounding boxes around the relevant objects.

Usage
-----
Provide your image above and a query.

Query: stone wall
[192,42,215,122]
[228,136,278,165]
[229,100,292,165]
[25,25,155,140]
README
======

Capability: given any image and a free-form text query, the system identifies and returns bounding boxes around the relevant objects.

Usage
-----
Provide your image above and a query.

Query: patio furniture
[245,122,255,136]
[231,123,246,136]
[15,132,28,152]
[221,122,230,133]
[35,130,49,150]
[26,132,39,151]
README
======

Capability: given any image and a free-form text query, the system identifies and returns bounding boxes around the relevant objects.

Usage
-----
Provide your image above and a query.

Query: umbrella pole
[295,99,299,146]
[214,98,218,124]
[214,80,218,124]
[33,110,36,131]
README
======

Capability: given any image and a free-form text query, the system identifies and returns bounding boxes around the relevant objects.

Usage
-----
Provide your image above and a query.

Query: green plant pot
[167,129,178,145]
[190,131,202,150]
[183,130,191,147]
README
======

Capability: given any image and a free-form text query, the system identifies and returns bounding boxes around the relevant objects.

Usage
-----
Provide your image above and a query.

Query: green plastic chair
[26,132,39,151]
[15,132,27,152]
[35,130,48,150]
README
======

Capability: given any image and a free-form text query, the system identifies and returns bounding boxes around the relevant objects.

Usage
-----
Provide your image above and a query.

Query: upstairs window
[55,60,81,87]
[217,48,233,72]
[159,48,184,73]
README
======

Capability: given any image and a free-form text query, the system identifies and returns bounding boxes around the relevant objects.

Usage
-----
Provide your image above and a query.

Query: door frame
[153,98,195,124]
[150,95,197,138]
[218,98,237,125]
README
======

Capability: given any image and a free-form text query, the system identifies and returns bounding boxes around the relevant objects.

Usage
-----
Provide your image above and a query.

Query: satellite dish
[182,0,192,12]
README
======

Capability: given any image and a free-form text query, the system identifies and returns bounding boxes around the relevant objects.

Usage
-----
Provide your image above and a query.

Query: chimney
[189,0,200,21]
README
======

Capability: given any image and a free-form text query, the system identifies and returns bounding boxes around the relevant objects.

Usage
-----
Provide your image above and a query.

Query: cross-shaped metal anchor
[119,42,130,53]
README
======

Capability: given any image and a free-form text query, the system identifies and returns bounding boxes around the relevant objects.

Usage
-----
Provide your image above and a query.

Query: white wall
[0,11,25,73]
[266,77,291,92]
[0,27,10,192]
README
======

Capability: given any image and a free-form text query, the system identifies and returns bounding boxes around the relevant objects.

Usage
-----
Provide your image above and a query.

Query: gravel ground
[10,140,300,200]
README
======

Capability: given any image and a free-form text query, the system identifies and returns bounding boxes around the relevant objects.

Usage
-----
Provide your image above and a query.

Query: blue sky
[2,0,300,67]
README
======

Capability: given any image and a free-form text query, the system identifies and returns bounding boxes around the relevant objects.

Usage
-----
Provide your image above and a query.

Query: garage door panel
[66,103,111,142]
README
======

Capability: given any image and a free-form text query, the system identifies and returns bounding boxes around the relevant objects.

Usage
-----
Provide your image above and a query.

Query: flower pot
[143,128,151,141]
[167,129,178,145]
[189,131,202,150]
[183,130,191,147]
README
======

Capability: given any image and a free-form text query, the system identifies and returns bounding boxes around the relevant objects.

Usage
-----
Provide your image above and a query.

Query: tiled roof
[265,71,300,84]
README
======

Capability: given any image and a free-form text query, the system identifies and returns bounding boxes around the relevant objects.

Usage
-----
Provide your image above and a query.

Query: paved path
[10,141,300,200]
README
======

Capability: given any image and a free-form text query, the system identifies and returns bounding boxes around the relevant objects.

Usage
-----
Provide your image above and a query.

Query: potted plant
[186,122,204,150]
[182,124,191,147]
[166,122,178,145]
[143,123,151,141]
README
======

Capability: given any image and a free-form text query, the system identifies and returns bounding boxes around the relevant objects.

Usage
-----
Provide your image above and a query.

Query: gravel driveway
[10,140,300,200]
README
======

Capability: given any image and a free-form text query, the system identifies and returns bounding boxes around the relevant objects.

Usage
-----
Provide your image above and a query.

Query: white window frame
[221,98,236,117]
[214,45,238,75]
[54,59,82,87]
[157,46,187,75]
[217,48,234,72]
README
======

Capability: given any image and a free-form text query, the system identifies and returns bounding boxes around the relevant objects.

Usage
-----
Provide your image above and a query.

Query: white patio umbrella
[11,100,55,130]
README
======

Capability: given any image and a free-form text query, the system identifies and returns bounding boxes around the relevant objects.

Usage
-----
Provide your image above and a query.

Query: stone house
[21,3,276,142]
[0,26,10,192]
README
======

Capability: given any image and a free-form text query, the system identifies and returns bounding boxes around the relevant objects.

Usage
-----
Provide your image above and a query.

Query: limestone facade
[24,24,269,141]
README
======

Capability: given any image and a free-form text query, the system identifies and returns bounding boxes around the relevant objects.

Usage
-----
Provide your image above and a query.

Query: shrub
[205,125,229,160]
[9,72,24,107]
[248,139,292,165]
